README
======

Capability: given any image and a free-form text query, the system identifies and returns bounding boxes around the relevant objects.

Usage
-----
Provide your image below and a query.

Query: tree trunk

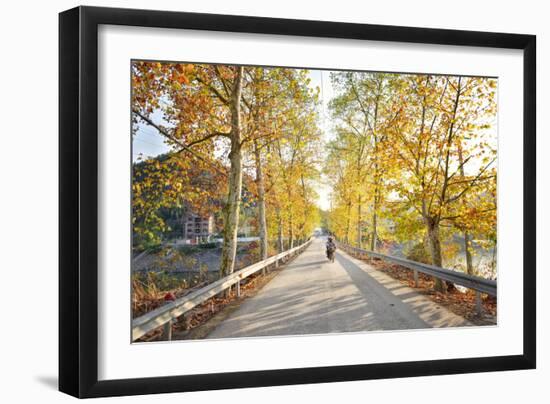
[345,200,352,243]
[288,214,294,249]
[425,216,446,292]
[357,195,362,248]
[299,174,308,241]
[181,207,187,241]
[219,67,244,281]
[370,92,381,252]
[491,239,497,275]
[253,139,268,261]
[464,232,474,275]
[371,195,378,251]
[277,208,284,253]
[457,141,475,276]
[220,138,242,279]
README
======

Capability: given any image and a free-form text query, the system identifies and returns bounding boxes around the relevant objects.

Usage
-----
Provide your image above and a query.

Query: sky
[307,70,334,211]
[132,69,336,210]
[132,109,171,161]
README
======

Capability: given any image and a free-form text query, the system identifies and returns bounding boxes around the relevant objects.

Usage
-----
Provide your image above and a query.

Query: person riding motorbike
[326,237,337,262]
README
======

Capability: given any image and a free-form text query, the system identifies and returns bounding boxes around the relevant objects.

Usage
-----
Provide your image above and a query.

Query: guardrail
[337,242,496,315]
[132,238,313,341]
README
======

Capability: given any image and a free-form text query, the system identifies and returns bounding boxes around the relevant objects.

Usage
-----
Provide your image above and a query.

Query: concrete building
[183,213,215,243]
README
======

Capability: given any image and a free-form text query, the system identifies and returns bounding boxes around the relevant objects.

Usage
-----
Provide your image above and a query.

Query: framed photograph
[59,6,536,398]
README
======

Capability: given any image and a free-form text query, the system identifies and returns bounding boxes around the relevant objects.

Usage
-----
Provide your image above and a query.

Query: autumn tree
[132,62,246,277]
[241,67,317,260]
[132,153,224,251]
[326,71,497,290]
[264,81,322,250]
[327,72,397,250]
[132,62,322,279]
[386,74,497,290]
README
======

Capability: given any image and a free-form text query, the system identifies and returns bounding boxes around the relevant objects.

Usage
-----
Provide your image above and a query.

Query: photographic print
[59,8,536,396]
[131,61,497,343]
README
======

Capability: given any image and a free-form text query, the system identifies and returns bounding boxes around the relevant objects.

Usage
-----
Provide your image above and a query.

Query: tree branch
[214,65,231,98]
[445,157,497,204]
[196,75,229,105]
[132,109,229,177]
[185,131,231,147]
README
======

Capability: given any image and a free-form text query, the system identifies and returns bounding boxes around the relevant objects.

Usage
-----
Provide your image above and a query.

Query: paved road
[207,237,470,339]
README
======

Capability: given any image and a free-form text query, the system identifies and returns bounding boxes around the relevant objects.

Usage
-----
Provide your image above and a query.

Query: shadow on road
[335,253,430,329]
[336,252,470,328]
[206,239,469,340]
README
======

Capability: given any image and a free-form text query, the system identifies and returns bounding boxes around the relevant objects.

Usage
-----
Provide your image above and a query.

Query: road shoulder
[337,248,473,328]
[171,257,297,340]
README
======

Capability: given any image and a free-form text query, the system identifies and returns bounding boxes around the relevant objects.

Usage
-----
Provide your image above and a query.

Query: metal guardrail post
[413,269,419,287]
[163,318,173,341]
[183,314,191,330]
[475,291,483,316]
[236,279,241,297]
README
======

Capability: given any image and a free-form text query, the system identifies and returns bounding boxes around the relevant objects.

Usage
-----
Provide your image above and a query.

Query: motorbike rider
[326,236,337,260]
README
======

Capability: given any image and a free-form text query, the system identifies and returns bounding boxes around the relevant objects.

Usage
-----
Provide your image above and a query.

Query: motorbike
[326,248,336,263]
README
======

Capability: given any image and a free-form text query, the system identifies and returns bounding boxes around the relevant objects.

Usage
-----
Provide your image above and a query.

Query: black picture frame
[59,5,536,398]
